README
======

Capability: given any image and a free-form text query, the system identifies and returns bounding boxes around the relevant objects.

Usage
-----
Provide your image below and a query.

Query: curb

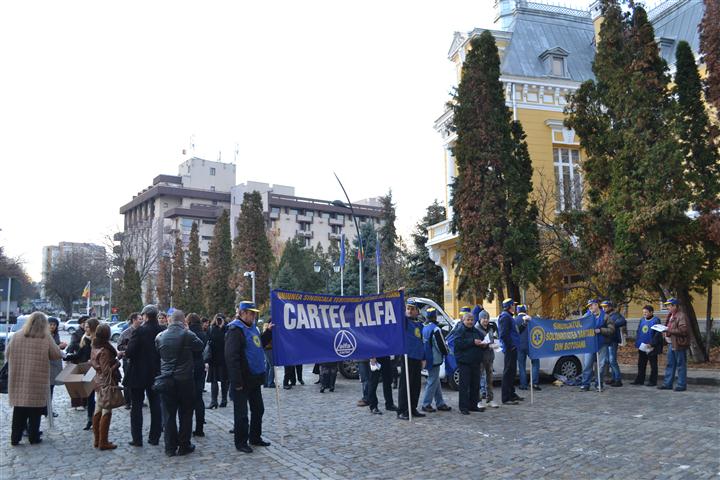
[618,365,720,386]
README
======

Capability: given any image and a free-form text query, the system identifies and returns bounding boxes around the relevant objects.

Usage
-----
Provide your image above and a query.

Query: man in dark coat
[206,314,228,408]
[125,304,164,447]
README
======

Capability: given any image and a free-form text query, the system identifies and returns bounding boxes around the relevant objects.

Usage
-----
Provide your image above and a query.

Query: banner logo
[253,335,262,348]
[334,330,357,357]
[530,326,545,349]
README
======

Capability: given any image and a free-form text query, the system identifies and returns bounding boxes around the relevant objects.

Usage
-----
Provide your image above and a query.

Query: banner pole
[404,354,412,423]
[529,361,534,405]
[596,352,601,393]
[274,365,285,446]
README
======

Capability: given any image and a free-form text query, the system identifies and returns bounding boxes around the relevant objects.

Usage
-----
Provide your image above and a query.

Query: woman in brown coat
[90,323,121,450]
[5,312,63,445]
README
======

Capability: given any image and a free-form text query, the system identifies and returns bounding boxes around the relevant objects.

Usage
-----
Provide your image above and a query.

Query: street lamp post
[332,173,364,296]
[244,271,256,304]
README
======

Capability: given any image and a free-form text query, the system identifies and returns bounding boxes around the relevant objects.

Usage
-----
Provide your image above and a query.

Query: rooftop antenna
[190,134,196,154]
[218,150,222,162]
[234,143,239,163]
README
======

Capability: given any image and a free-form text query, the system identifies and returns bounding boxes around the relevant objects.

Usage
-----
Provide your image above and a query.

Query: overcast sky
[1,0,593,282]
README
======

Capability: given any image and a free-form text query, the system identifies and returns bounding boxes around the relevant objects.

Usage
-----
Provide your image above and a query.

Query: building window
[289,208,299,215]
[163,202,169,208]
[210,167,216,176]
[202,235,213,241]
[554,148,582,211]
[552,56,565,77]
[331,225,341,234]
[201,251,208,256]
[298,222,310,232]
[304,237,312,247]
[210,186,215,192]
[271,207,280,215]
[202,219,216,225]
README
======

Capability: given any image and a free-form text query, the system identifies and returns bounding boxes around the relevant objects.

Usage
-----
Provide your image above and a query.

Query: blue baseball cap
[406,299,419,308]
[459,306,472,314]
[238,301,259,312]
[587,299,600,307]
[600,300,615,308]
[516,304,527,313]
[663,298,679,306]
[501,298,514,309]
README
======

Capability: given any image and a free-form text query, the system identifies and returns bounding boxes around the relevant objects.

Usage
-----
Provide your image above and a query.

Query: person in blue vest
[396,299,427,421]
[225,301,272,453]
[602,300,626,387]
[420,308,451,413]
[498,298,522,405]
[579,299,615,392]
[515,305,540,391]
[631,305,662,386]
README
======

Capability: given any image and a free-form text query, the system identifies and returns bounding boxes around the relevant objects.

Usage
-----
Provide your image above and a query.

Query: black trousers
[636,351,658,384]
[161,379,194,453]
[11,407,43,444]
[283,365,303,386]
[86,390,95,423]
[193,372,205,431]
[501,348,518,403]
[367,368,382,410]
[458,363,480,411]
[378,356,396,408]
[130,386,162,444]
[397,357,422,416]
[210,380,228,404]
[232,380,264,447]
[122,360,131,405]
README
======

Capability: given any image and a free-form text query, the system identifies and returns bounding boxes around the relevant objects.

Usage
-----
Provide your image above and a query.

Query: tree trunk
[706,280,714,361]
[677,288,707,363]
[63,297,73,319]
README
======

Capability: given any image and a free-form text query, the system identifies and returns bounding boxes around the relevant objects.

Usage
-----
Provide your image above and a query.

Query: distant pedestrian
[206,314,229,408]
[659,298,690,392]
[225,301,272,453]
[6,312,63,446]
[125,305,163,447]
[454,312,485,415]
[498,299,522,404]
[155,310,204,456]
[420,308,451,413]
[186,313,208,438]
[90,323,121,450]
[632,305,662,387]
[602,300,626,387]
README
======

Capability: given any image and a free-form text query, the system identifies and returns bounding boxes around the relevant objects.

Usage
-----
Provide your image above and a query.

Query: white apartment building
[41,242,106,298]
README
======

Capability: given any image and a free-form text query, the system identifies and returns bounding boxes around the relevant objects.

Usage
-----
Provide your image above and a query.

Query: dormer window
[539,47,569,78]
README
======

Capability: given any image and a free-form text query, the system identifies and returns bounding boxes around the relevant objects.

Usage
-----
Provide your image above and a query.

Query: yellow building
[426,0,719,324]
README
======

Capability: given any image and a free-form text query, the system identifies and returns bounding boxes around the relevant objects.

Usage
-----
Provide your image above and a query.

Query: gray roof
[651,0,704,66]
[500,7,596,82]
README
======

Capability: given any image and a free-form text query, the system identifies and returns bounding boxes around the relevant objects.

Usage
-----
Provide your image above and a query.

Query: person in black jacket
[125,304,163,447]
[454,313,485,415]
[65,317,99,430]
[225,301,272,453]
[186,313,208,437]
[155,310,204,457]
[206,314,228,408]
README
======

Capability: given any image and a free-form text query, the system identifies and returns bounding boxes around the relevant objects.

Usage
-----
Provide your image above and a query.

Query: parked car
[0,315,29,354]
[63,318,81,334]
[110,321,130,343]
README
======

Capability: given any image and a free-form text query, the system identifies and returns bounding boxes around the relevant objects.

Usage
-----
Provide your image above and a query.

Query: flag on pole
[375,234,381,266]
[81,281,91,299]
[339,233,345,267]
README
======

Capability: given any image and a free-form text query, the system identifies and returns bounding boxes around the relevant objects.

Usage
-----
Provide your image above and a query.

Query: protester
[659,298,690,392]
[47,317,67,414]
[602,300,626,387]
[283,364,304,390]
[632,305,662,387]
[6,312,63,446]
[377,356,397,411]
[454,312,485,415]
[225,301,272,453]
[64,315,88,409]
[117,312,141,409]
[514,306,540,391]
[420,308,451,413]
[498,299,522,404]
[365,358,383,414]
[580,299,615,392]
[319,361,338,393]
[356,360,370,406]
[262,319,275,388]
[125,304,163,447]
[158,312,169,328]
[155,310,203,456]
[396,299,426,420]
[90,323,121,450]
[476,310,499,408]
[186,313,208,437]
[65,317,99,429]
[206,314,229,408]
[201,317,210,333]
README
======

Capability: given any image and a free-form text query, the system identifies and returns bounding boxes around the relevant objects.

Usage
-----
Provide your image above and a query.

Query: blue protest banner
[270,289,406,367]
[528,314,599,360]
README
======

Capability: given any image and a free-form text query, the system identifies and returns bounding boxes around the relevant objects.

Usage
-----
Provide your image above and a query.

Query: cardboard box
[56,362,96,398]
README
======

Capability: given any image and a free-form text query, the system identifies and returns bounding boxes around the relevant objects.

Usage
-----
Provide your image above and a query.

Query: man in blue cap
[602,300,626,387]
[420,308,451,413]
[580,299,615,392]
[498,298,522,404]
[225,301,272,453]
[515,305,540,391]
[659,298,690,392]
[396,298,427,420]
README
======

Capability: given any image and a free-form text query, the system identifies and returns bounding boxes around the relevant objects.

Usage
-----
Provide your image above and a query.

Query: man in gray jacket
[155,310,204,457]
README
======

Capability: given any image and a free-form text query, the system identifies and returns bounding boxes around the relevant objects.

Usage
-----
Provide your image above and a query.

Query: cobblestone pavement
[1,367,718,480]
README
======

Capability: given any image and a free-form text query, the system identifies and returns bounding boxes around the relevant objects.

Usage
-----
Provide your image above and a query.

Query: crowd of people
[3,294,692,450]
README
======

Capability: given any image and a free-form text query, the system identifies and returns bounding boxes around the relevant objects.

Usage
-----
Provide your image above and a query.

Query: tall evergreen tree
[171,235,187,310]
[233,191,274,306]
[204,210,235,315]
[700,0,720,114]
[273,237,323,292]
[406,200,446,302]
[377,190,407,291]
[185,222,205,314]
[118,258,142,320]
[155,256,171,311]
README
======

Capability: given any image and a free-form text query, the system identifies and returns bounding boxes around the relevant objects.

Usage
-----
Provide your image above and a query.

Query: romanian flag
[81,281,91,299]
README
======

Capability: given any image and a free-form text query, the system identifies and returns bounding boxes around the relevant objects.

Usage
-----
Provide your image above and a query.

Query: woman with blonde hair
[5,312,63,445]
[90,323,121,450]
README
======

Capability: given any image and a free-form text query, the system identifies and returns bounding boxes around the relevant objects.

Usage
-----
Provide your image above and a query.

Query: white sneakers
[487,400,500,408]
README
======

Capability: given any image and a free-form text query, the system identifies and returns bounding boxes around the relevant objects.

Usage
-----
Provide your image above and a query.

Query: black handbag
[0,362,8,394]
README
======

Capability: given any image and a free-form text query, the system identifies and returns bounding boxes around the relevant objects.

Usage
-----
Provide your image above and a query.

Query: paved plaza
[1,367,719,480]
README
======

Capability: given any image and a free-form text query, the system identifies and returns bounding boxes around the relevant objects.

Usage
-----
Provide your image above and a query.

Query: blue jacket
[514,315,529,353]
[422,322,445,367]
[405,317,425,360]
[454,326,484,365]
[498,310,517,353]
[636,316,660,348]
[609,311,626,344]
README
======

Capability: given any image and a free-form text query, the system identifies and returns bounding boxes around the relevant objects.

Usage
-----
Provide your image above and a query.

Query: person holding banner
[454,313,485,415]
[498,299,522,405]
[225,301,272,453]
[420,308,451,413]
[515,306,540,391]
[579,299,615,392]
[602,301,626,387]
[396,299,426,421]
